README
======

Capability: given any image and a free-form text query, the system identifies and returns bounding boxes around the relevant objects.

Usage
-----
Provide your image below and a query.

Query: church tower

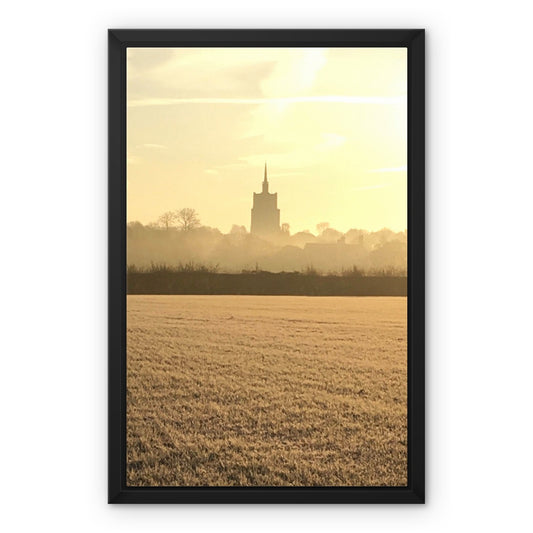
[251,163,280,236]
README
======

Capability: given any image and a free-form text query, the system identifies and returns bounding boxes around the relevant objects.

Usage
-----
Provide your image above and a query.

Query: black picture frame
[109,29,425,504]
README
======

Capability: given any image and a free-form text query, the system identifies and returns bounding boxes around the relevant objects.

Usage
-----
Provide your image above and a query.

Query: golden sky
[127,47,407,233]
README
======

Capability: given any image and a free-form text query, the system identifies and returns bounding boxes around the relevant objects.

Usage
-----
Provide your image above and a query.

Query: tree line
[157,208,201,231]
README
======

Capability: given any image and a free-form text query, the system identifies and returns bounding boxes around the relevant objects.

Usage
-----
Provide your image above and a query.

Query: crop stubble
[127,295,407,486]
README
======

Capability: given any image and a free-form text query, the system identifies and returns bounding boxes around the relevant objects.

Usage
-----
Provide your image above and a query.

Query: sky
[127,47,407,234]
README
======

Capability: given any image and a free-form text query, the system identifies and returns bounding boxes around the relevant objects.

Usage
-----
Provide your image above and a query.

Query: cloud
[141,143,167,150]
[353,184,389,191]
[128,95,405,107]
[127,153,141,165]
[319,132,346,150]
[261,49,327,97]
[370,166,407,173]
[269,171,305,178]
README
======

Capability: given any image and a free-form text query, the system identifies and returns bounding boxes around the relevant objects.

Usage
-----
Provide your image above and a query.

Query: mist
[127,220,407,275]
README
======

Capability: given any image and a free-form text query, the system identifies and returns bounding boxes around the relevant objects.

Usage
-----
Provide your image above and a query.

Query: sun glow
[127,47,407,233]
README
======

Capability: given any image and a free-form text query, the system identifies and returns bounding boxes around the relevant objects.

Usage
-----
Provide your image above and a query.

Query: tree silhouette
[316,222,330,235]
[176,208,200,231]
[230,224,247,235]
[158,211,177,230]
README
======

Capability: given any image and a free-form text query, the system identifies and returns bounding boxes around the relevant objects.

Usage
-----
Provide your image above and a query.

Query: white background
[1,1,532,531]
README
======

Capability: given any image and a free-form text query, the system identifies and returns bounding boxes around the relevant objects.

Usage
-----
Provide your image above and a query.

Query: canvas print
[126,47,408,487]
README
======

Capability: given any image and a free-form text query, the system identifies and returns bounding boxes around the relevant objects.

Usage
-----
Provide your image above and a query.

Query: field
[127,295,407,487]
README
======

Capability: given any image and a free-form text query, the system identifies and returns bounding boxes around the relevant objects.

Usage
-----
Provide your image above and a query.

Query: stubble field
[127,295,407,487]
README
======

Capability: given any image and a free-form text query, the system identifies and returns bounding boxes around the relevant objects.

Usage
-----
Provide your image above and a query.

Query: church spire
[262,162,269,193]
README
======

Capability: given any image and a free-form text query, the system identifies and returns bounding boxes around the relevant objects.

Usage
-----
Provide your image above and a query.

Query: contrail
[128,95,405,107]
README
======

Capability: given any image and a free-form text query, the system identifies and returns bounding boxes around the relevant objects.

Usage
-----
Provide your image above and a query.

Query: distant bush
[127,261,220,274]
[303,265,320,276]
[341,266,364,278]
[367,266,407,277]
[126,269,407,296]
[127,263,406,278]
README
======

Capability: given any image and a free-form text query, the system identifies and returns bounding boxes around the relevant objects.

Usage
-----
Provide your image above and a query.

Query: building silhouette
[251,163,280,236]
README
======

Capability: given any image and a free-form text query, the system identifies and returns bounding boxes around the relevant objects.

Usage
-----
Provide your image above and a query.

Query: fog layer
[127,222,407,274]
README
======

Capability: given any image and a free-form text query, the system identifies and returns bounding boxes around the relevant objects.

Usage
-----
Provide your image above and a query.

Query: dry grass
[127,295,407,487]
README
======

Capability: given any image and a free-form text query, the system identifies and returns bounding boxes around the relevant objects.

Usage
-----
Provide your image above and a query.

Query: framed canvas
[109,29,425,504]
